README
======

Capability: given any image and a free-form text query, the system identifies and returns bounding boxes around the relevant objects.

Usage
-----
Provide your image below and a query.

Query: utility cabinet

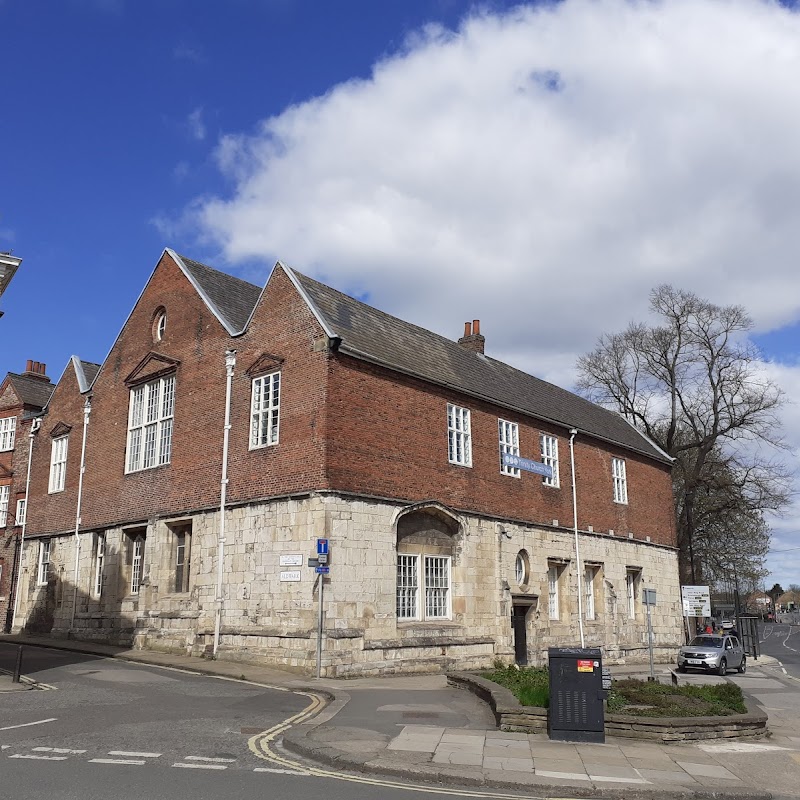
[548,647,605,743]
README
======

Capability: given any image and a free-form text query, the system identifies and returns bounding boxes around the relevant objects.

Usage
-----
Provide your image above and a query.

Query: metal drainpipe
[213,350,236,658]
[569,428,585,648]
[70,397,91,631]
[11,417,41,630]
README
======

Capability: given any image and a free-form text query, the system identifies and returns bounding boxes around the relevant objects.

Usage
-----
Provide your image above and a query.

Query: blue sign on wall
[317,538,329,555]
[502,453,553,479]
[315,565,330,574]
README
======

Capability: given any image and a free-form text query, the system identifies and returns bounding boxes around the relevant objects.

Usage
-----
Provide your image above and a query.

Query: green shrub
[481,670,746,717]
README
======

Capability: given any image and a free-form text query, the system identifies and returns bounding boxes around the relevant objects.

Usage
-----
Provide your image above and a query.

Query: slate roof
[288,268,671,465]
[162,249,669,465]
[81,361,101,386]
[7,373,54,409]
[172,251,261,334]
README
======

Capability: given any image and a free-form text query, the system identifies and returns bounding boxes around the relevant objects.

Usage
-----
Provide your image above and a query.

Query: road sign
[643,588,657,606]
[681,585,711,617]
[317,553,328,565]
[501,453,553,478]
[317,538,329,555]
[315,566,330,575]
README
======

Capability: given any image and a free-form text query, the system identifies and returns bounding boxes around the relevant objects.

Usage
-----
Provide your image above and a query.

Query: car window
[731,637,740,648]
[725,638,733,649]
[689,636,722,647]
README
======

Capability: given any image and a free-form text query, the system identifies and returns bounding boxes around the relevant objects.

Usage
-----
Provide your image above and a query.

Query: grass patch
[481,665,747,717]
[481,664,550,708]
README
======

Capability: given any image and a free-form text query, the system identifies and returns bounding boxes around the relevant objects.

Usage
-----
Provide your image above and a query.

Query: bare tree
[577,285,792,584]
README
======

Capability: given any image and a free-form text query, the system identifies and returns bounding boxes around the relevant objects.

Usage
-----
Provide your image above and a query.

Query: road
[0,643,522,800]
[759,621,800,679]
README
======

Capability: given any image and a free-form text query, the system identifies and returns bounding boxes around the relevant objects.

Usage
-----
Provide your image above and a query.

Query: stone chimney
[23,360,49,380]
[457,319,485,355]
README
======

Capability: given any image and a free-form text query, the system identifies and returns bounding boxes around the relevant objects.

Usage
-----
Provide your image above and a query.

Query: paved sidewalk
[1,633,794,799]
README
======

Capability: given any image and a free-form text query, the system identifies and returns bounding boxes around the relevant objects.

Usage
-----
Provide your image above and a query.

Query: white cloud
[187,107,206,142]
[182,0,800,582]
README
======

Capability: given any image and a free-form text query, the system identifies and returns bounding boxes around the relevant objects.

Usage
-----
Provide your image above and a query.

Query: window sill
[613,500,629,506]
[448,461,472,468]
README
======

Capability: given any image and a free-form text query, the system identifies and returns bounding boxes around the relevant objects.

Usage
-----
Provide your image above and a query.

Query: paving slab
[677,761,741,780]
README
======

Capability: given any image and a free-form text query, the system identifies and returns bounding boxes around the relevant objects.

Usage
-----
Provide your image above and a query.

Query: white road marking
[90,758,146,765]
[0,717,57,732]
[590,775,651,784]
[107,750,161,758]
[10,754,68,761]
[254,766,310,775]
[32,747,87,754]
[184,755,236,763]
[172,762,227,770]
[700,742,792,753]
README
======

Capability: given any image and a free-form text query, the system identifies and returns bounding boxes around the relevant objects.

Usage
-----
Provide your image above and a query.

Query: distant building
[0,361,55,630]
[11,249,683,676]
[0,253,22,318]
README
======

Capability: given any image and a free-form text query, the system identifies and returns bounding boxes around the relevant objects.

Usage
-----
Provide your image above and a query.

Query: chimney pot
[463,322,472,337]
[26,360,33,372]
[473,319,480,335]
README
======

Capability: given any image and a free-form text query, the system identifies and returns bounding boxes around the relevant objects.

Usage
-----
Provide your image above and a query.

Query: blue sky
[3,0,800,589]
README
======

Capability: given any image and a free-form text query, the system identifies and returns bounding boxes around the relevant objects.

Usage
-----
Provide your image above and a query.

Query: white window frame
[16,498,26,527]
[396,554,452,621]
[541,434,560,488]
[130,535,145,595]
[498,419,520,477]
[93,534,105,598]
[447,404,472,467]
[48,436,68,493]
[126,375,175,473]
[626,570,639,618]
[37,539,51,586]
[0,417,16,451]
[612,457,628,504]
[0,485,8,527]
[249,372,281,449]
[515,551,529,586]
[584,565,596,621]
[548,564,560,620]
[174,528,191,593]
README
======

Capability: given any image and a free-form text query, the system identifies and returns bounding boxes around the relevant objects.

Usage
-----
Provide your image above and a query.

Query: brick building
[11,249,683,675]
[0,361,54,630]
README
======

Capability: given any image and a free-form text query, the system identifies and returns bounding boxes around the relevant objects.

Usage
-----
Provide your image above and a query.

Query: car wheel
[718,658,727,676]
[738,656,746,674]
[678,664,686,673]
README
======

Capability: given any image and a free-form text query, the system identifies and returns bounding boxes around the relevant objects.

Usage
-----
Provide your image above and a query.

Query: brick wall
[325,355,676,546]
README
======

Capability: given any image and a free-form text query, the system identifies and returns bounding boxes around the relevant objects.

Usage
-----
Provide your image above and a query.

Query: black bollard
[12,645,22,684]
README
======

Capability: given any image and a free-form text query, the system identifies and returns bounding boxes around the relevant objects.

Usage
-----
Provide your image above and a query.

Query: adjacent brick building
[11,249,683,675]
[0,361,55,631]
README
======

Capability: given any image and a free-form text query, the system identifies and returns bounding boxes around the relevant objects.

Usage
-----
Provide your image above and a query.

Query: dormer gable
[245,352,285,377]
[124,353,181,388]
[49,421,72,439]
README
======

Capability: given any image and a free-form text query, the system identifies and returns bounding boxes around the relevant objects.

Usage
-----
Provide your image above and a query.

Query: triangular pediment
[245,352,285,376]
[49,421,72,439]
[124,352,181,388]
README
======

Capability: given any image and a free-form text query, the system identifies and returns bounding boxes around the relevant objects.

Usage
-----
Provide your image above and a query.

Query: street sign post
[644,588,657,680]
[315,539,330,679]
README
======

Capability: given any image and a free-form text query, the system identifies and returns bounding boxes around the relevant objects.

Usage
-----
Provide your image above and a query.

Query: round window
[515,550,530,587]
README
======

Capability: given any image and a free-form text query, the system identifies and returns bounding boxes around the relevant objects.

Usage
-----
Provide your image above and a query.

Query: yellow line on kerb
[246,691,579,800]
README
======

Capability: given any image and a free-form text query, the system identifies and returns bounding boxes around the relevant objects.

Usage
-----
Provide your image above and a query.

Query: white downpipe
[71,397,91,631]
[213,350,236,658]
[569,428,585,648]
[12,417,41,630]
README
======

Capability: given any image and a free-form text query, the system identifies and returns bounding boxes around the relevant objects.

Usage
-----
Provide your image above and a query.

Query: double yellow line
[246,684,577,800]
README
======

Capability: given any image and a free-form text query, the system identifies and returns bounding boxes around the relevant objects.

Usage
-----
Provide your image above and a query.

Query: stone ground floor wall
[13,492,683,676]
